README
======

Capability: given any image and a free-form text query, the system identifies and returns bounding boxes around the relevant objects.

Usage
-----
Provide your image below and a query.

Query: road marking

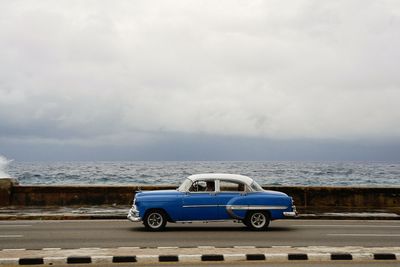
[293,224,400,228]
[0,235,23,238]
[0,225,32,227]
[328,233,400,237]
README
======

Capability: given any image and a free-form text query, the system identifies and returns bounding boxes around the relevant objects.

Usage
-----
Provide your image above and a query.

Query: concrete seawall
[1,178,399,214]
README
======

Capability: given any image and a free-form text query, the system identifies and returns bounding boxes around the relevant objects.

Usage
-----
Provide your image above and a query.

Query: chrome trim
[127,205,141,222]
[226,205,288,210]
[127,216,141,222]
[284,205,297,217]
[182,205,220,208]
[183,204,288,209]
[283,211,297,217]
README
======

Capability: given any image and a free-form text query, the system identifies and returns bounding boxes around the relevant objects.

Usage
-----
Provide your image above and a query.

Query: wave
[5,161,400,186]
[0,155,12,178]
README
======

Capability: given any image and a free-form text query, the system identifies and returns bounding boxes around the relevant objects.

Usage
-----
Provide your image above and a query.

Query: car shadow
[131,226,294,232]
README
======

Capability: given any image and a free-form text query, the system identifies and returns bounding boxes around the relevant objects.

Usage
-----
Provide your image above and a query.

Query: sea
[3,161,400,186]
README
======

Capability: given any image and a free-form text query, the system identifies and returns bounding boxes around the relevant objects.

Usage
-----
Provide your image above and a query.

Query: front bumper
[127,205,141,222]
[283,205,298,217]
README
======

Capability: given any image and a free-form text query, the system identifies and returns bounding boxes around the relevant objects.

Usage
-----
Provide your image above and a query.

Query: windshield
[177,178,193,192]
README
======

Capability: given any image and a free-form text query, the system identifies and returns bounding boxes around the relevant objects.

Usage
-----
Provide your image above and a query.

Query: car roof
[187,173,254,185]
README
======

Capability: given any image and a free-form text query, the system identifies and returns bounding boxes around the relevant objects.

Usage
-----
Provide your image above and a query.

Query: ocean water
[3,161,400,186]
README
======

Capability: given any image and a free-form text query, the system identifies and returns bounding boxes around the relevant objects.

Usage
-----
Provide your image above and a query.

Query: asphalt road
[0,219,400,249]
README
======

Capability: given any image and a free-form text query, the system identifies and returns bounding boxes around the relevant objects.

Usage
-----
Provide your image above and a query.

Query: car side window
[219,181,246,192]
[189,180,215,192]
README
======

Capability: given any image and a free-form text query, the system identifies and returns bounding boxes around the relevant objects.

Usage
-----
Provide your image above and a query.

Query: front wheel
[244,211,270,231]
[143,210,167,231]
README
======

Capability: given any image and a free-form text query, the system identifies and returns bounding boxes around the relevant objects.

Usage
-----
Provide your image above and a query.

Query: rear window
[249,181,264,192]
[219,181,246,192]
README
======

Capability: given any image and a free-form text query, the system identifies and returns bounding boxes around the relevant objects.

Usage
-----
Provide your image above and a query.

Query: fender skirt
[225,205,288,220]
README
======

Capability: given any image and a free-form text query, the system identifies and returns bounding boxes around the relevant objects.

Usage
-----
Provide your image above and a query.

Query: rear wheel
[143,210,167,231]
[244,211,270,231]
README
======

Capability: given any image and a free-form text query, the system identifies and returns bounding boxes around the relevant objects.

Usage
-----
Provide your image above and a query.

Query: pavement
[1,206,399,220]
[0,220,400,265]
[1,245,399,265]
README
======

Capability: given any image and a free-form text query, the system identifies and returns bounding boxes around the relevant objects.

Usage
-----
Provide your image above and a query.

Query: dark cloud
[2,133,400,161]
[0,1,400,160]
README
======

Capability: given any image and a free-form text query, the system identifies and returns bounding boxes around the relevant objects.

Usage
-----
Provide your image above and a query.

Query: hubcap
[251,213,266,228]
[148,213,163,228]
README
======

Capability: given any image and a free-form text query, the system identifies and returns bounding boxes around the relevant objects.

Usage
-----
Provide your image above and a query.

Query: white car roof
[187,173,254,185]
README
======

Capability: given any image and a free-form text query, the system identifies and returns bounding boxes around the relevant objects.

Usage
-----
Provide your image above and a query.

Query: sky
[1,0,400,161]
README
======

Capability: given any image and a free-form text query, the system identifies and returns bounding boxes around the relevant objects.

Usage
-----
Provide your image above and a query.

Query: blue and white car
[128,173,297,231]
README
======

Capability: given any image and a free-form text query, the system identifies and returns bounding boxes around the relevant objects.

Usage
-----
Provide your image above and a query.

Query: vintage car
[128,173,296,231]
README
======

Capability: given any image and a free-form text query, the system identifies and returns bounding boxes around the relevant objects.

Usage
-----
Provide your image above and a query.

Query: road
[1,219,400,249]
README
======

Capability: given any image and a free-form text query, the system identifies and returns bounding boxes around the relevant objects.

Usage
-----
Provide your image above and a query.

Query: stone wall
[1,179,399,214]
[0,178,18,206]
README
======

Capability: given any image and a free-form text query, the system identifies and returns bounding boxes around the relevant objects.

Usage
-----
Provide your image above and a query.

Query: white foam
[0,155,12,178]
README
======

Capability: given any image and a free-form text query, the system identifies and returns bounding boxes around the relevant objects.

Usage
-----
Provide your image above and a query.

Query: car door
[215,180,247,220]
[181,180,218,221]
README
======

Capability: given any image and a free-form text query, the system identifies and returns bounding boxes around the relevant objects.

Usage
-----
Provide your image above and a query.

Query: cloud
[0,0,400,150]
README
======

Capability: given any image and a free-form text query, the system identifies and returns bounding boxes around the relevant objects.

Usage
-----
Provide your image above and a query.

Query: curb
[1,253,399,265]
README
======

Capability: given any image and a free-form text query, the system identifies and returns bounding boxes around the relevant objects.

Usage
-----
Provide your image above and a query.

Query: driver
[206,181,215,192]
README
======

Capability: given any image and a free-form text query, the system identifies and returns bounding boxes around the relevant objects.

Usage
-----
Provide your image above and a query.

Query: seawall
[1,178,399,214]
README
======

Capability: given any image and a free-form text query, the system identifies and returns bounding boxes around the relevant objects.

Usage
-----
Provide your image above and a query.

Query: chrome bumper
[283,205,298,217]
[127,205,141,222]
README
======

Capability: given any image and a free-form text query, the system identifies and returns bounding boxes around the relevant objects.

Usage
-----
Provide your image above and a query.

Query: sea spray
[0,155,12,178]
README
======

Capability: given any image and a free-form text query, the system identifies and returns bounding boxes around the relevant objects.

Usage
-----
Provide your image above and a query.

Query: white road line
[0,225,32,227]
[293,225,400,228]
[328,233,400,237]
[0,235,23,238]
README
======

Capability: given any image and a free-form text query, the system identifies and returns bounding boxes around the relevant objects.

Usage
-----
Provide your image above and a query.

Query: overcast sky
[1,0,400,161]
